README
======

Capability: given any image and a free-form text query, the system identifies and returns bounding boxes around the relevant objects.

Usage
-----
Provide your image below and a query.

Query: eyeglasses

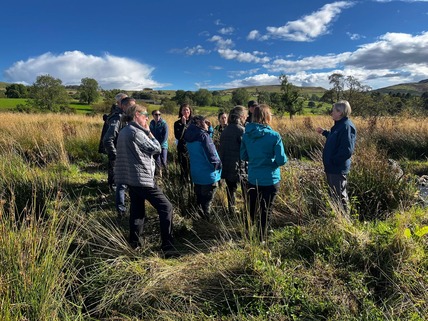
[138,111,149,116]
[154,113,161,116]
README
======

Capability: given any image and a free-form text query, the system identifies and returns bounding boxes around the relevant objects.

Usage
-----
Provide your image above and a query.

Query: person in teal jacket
[240,104,288,241]
[316,100,356,214]
[150,110,169,177]
[184,115,222,218]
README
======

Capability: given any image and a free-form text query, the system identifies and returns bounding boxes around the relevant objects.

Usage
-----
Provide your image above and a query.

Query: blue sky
[1,0,428,91]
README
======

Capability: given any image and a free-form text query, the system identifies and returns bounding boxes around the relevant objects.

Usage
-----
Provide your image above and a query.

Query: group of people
[100,94,356,252]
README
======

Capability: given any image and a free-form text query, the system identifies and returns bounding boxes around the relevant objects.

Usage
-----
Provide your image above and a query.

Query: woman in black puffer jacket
[218,106,248,214]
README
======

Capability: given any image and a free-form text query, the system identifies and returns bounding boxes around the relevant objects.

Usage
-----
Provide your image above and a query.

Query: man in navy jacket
[316,100,357,214]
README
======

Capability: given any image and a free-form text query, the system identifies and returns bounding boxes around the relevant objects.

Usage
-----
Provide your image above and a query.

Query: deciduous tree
[278,74,302,119]
[231,88,249,106]
[29,74,69,112]
[193,89,213,106]
[5,84,28,98]
[79,77,100,105]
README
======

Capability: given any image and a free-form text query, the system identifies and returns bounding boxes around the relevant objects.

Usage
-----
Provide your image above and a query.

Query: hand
[316,127,324,134]
[181,116,187,124]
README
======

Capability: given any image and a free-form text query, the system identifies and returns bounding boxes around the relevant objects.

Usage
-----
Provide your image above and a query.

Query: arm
[201,133,222,170]
[332,123,356,165]
[103,118,120,159]
[240,136,249,161]
[274,135,288,166]
[135,130,162,156]
[174,121,187,140]
[160,122,169,146]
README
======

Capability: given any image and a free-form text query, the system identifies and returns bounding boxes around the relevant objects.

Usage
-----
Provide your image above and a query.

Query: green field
[0,98,27,110]
[0,98,93,114]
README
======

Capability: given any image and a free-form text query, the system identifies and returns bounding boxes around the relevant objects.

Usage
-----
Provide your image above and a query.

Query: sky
[1,0,428,91]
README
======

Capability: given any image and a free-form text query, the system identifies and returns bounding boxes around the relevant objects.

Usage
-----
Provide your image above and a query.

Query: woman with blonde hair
[115,104,174,252]
[240,104,288,241]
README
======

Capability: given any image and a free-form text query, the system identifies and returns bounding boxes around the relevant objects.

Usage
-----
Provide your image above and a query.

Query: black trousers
[128,185,173,249]
[225,178,248,213]
[247,183,279,241]
[194,183,218,218]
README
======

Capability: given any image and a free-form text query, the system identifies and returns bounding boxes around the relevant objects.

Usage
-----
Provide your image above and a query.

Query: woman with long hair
[173,103,193,181]
[219,106,248,213]
[240,104,288,241]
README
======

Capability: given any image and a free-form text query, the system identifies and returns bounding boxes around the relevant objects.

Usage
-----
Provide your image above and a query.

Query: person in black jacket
[173,103,193,182]
[218,106,248,213]
[103,96,136,218]
[316,100,357,214]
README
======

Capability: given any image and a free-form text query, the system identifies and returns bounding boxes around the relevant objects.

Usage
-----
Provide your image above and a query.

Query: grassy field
[0,112,427,320]
[0,98,95,114]
[0,98,27,110]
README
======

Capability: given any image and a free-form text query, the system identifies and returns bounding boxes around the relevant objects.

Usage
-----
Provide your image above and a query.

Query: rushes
[0,112,427,320]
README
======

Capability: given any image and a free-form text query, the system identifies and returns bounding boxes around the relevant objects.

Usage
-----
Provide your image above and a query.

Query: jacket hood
[184,123,206,143]
[245,122,272,140]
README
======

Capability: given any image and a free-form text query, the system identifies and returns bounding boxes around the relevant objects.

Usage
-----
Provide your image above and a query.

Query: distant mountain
[372,79,428,96]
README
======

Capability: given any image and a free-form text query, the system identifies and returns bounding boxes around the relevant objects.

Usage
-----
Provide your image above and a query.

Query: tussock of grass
[0,113,427,320]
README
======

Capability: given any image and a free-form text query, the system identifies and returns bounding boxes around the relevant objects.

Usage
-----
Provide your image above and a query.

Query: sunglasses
[138,111,149,116]
[154,113,161,116]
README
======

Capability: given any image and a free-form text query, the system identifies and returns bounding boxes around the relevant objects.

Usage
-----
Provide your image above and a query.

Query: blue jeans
[115,184,127,214]
[154,148,168,169]
[128,185,173,249]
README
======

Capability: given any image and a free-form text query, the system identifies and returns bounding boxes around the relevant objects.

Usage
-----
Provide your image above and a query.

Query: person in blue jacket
[184,115,222,218]
[316,100,356,214]
[240,104,288,241]
[150,109,169,177]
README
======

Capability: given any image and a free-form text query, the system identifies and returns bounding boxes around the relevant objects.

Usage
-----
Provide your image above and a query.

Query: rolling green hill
[372,79,428,96]
[1,79,427,99]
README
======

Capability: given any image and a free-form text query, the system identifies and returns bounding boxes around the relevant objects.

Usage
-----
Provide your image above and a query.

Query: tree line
[4,73,428,117]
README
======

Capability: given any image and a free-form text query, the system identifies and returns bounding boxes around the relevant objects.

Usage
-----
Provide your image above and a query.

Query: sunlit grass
[0,112,427,320]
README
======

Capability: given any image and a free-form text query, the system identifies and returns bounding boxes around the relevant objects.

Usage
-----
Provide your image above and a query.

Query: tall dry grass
[0,112,427,320]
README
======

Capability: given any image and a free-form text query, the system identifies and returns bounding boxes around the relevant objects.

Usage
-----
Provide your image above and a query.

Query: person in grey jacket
[316,100,356,214]
[115,104,174,252]
[103,96,135,218]
[219,106,248,213]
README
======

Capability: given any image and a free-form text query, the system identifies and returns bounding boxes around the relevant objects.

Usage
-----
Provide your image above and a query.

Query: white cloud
[346,32,428,69]
[373,0,428,2]
[218,27,234,35]
[247,30,260,40]
[258,31,428,89]
[4,50,165,90]
[185,45,210,56]
[227,68,260,78]
[208,35,234,49]
[250,1,355,41]
[210,73,280,89]
[264,53,352,73]
[347,32,364,40]
[218,49,270,63]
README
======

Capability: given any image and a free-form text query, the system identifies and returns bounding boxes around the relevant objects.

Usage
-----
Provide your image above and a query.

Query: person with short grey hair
[103,95,136,219]
[115,104,174,252]
[316,100,357,214]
